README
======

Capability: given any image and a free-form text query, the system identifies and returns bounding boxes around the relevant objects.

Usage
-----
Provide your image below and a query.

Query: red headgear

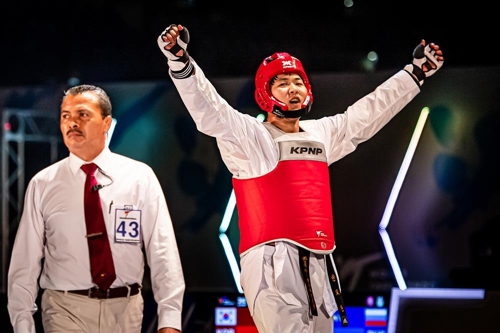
[254,52,313,117]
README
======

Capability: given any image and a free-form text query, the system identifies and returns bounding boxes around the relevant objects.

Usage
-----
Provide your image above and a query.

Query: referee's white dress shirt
[8,147,185,332]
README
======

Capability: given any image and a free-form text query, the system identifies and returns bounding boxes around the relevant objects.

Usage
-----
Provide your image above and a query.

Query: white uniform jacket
[169,59,420,316]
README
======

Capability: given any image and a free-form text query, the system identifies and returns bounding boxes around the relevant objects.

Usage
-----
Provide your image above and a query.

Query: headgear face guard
[254,52,313,118]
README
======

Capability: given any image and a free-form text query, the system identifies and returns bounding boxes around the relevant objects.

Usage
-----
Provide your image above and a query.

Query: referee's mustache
[66,129,83,136]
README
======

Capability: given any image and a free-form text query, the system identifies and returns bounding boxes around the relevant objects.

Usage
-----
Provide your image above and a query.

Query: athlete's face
[270,73,308,111]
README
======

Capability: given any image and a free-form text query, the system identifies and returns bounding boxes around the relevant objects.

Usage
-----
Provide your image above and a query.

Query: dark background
[1,1,499,332]
[0,1,497,87]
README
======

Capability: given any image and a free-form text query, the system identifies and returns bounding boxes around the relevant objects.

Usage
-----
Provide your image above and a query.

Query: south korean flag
[215,307,237,326]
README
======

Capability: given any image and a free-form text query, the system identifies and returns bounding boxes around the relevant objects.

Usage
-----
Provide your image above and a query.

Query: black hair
[63,84,112,117]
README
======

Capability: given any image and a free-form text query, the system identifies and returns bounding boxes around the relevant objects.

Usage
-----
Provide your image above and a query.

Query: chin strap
[271,105,311,119]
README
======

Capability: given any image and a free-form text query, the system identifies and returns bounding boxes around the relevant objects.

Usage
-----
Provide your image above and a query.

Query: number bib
[114,207,142,243]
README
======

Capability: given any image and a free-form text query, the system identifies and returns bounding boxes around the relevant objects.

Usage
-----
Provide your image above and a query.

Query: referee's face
[60,91,112,161]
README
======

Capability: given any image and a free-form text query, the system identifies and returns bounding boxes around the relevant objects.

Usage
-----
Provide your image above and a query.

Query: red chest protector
[233,124,335,255]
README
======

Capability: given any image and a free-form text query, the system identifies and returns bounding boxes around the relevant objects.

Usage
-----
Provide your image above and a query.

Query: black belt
[299,248,319,316]
[65,283,141,299]
[325,254,348,327]
[298,248,348,326]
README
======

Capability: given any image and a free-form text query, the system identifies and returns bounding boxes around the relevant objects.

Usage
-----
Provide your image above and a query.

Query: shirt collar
[68,147,112,176]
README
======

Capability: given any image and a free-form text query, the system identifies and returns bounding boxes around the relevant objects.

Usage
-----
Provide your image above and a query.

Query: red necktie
[81,163,116,291]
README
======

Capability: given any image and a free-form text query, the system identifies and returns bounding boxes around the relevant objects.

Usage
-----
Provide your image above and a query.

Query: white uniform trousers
[241,242,337,333]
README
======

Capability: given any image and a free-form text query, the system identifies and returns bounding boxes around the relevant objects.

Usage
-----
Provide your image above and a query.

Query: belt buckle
[88,287,110,299]
[88,288,100,299]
